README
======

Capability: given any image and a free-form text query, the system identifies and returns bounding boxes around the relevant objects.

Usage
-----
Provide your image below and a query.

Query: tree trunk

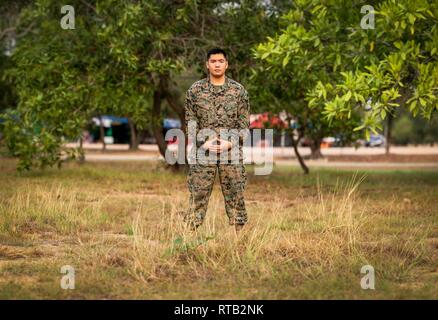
[78,135,85,164]
[137,128,148,147]
[98,114,106,151]
[128,118,139,150]
[290,130,309,174]
[385,113,393,155]
[155,76,185,171]
[309,137,324,159]
[165,93,188,168]
[152,90,167,159]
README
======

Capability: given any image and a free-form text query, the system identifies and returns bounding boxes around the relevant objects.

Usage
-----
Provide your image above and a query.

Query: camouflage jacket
[185,76,250,163]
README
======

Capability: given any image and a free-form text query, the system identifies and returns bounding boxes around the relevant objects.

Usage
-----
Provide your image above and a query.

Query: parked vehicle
[365,134,386,147]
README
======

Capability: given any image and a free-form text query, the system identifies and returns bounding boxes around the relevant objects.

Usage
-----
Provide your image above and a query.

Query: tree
[0,0,33,146]
[310,0,437,153]
[253,0,365,173]
[2,1,105,170]
[392,109,438,145]
[1,0,184,170]
[1,0,296,171]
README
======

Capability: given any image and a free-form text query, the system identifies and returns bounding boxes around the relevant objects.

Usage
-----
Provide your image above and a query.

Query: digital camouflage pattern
[185,163,248,228]
[185,75,250,162]
[184,76,250,228]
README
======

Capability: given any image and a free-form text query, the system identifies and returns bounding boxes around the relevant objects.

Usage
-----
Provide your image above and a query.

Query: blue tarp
[102,115,129,124]
[163,118,181,129]
[98,116,181,129]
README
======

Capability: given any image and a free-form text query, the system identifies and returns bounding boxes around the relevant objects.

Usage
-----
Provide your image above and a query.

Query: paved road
[68,142,438,155]
[66,143,438,169]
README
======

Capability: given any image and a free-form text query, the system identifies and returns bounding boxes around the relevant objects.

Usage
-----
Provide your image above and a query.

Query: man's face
[206,53,228,78]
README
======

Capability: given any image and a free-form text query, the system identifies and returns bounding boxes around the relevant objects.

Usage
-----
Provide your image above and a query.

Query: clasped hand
[201,137,233,154]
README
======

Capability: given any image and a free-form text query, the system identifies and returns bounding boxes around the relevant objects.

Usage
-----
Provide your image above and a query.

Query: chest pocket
[195,98,211,126]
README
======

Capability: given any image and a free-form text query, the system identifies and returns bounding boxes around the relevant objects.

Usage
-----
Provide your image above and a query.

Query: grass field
[0,158,437,299]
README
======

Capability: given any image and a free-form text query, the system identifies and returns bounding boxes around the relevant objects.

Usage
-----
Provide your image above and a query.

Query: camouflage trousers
[185,163,248,229]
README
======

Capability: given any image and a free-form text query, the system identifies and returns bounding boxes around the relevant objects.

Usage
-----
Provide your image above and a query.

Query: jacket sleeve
[236,88,250,147]
[185,89,203,150]
[185,89,196,135]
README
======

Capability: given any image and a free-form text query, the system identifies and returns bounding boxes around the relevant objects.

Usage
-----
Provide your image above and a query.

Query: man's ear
[205,61,209,71]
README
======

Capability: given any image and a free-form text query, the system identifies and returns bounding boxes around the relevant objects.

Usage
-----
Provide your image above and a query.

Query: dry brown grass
[0,159,437,299]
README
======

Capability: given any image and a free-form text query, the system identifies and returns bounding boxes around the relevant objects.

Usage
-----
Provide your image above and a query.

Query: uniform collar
[206,75,229,93]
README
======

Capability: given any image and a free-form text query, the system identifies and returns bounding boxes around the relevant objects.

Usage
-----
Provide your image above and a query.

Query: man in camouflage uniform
[184,48,250,232]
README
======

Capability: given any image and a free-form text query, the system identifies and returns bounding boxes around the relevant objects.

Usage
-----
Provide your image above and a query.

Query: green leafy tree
[309,0,438,153]
[2,0,189,170]
[253,0,365,173]
[392,109,438,145]
[1,0,344,172]
[0,0,33,148]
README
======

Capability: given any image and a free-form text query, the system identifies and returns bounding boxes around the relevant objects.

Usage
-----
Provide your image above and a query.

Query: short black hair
[206,48,228,61]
